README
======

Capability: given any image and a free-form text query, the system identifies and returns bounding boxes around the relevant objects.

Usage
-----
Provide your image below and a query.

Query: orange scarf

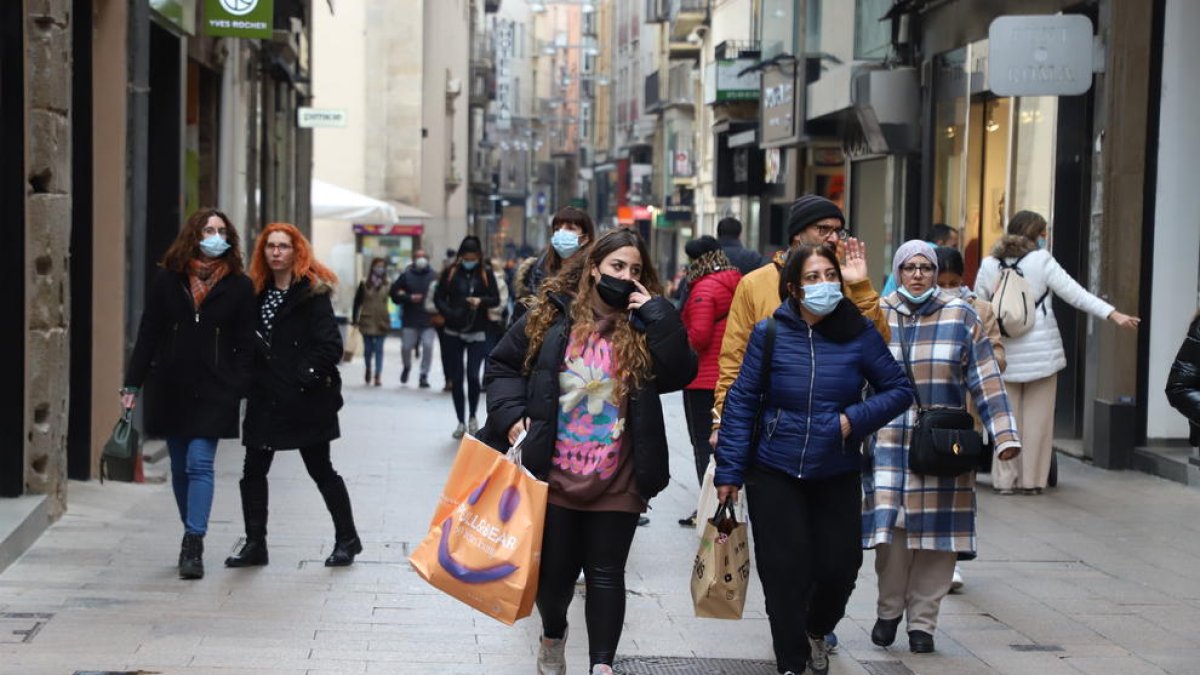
[188,257,230,308]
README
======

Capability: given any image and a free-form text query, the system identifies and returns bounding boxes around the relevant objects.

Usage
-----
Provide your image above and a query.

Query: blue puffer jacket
[715,297,913,486]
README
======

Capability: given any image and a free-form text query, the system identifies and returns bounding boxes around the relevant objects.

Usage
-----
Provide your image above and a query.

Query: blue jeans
[362,334,385,374]
[167,437,218,536]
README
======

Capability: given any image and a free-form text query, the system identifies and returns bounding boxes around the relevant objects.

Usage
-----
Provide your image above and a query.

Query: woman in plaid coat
[863,240,1021,654]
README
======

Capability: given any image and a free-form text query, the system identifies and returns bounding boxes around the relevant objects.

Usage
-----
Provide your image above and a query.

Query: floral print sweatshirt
[550,317,643,513]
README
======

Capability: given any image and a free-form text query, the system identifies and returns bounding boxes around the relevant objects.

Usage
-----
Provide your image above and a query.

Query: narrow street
[2,347,1200,674]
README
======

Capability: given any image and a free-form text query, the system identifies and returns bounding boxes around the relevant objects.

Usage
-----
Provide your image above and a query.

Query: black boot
[225,477,269,568]
[317,474,362,566]
[179,533,204,580]
[871,616,902,646]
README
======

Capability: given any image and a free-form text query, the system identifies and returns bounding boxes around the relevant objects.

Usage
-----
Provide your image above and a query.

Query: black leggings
[242,442,340,484]
[681,388,715,485]
[537,504,640,667]
[443,333,487,422]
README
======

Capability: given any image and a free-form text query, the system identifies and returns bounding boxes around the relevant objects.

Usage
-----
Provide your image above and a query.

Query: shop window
[760,0,800,59]
[1011,96,1058,232]
[851,157,894,288]
[854,0,892,61]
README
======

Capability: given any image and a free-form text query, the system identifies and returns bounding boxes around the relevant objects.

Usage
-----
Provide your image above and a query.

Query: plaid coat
[862,291,1020,558]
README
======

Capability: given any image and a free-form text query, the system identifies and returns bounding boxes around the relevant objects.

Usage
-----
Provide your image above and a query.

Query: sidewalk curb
[0,494,50,575]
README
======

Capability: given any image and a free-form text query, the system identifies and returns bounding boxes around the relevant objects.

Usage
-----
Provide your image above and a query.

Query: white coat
[974,235,1114,384]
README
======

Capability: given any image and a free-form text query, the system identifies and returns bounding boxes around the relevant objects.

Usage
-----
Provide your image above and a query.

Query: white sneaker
[576,569,586,585]
[452,423,466,440]
[590,665,615,675]
[536,627,567,675]
[468,416,479,434]
[951,564,964,592]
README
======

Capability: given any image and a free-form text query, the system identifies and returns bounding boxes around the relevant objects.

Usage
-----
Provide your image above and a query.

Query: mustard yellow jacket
[712,251,890,426]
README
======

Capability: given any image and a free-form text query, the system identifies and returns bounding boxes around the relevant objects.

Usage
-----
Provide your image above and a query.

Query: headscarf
[891,239,938,288]
[686,249,735,283]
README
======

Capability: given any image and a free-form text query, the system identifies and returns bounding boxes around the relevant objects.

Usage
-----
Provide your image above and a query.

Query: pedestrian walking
[483,228,697,675]
[121,208,256,580]
[974,211,1139,494]
[716,216,770,275]
[865,240,1021,654]
[882,224,959,296]
[225,222,363,569]
[715,244,912,675]
[389,249,437,388]
[511,206,595,325]
[435,235,500,439]
[677,235,742,527]
[351,257,391,387]
[1166,309,1200,453]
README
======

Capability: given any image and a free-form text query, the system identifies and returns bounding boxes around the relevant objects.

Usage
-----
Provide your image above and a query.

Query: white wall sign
[298,107,348,128]
[988,15,1094,96]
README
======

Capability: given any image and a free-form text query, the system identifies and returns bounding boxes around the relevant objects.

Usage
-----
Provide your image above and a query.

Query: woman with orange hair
[225,223,363,569]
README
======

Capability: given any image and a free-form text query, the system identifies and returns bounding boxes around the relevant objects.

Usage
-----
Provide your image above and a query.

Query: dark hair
[927,223,957,245]
[457,235,483,257]
[161,208,243,274]
[581,228,662,295]
[934,246,964,277]
[779,243,841,301]
[716,217,742,239]
[1007,210,1047,243]
[545,206,596,272]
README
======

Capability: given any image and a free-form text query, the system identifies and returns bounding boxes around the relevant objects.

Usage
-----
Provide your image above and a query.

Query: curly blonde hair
[523,229,663,399]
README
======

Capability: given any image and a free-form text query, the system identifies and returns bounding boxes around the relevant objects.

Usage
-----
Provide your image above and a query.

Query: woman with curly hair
[122,208,256,579]
[225,223,363,569]
[484,228,697,675]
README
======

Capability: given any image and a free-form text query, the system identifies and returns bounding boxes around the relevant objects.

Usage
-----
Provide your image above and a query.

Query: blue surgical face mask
[799,281,843,316]
[199,235,230,258]
[1037,236,1047,249]
[898,285,938,304]
[551,229,582,258]
[461,259,479,271]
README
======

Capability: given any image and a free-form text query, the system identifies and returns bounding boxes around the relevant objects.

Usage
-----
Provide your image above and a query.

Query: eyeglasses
[811,224,849,241]
[265,243,293,252]
[899,263,935,275]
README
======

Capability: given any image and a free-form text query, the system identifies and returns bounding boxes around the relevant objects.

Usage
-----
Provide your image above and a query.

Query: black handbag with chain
[898,317,982,478]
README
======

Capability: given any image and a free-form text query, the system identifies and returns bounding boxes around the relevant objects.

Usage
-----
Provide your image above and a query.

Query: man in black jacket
[717,217,769,275]
[389,249,437,388]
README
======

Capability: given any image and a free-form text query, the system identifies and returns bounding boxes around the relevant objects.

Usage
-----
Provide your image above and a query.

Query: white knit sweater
[975,247,1114,384]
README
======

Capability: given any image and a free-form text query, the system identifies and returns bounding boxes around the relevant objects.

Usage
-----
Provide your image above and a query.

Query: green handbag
[101,408,140,483]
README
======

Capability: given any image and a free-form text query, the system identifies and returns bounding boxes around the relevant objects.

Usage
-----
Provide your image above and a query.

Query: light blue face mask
[1037,236,1047,249]
[898,285,938,304]
[199,235,230,258]
[799,281,843,316]
[551,229,582,258]
[461,259,479,271]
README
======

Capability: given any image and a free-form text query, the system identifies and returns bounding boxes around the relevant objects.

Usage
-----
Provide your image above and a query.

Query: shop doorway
[0,1,24,497]
[67,0,94,480]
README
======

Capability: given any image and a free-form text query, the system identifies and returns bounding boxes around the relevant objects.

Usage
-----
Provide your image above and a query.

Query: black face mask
[595,273,636,309]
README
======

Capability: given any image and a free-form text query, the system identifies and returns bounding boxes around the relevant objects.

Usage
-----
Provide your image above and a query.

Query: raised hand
[627,280,652,311]
[841,237,869,286]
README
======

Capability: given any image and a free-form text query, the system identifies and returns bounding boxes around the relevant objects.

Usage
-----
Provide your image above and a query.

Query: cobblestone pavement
[2,347,1200,674]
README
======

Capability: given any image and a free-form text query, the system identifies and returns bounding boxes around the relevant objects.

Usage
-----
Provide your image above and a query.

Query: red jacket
[681,268,742,390]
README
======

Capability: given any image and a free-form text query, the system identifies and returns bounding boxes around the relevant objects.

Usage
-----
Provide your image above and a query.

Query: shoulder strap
[897,316,924,409]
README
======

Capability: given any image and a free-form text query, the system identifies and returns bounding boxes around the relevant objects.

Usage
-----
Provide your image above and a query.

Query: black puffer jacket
[125,267,256,439]
[483,294,698,501]
[243,278,344,450]
[434,262,500,333]
[1166,315,1200,446]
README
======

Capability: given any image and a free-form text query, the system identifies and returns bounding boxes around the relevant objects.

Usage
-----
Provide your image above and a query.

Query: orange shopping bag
[409,434,547,625]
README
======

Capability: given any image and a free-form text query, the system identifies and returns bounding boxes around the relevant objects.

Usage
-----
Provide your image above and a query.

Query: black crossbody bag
[898,317,982,478]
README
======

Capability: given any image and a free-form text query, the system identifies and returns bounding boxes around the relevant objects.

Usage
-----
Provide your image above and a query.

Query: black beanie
[685,235,721,261]
[787,195,845,242]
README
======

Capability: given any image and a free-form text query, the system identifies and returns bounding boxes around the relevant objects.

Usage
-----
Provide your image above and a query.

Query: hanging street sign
[988,15,1095,96]
[298,108,348,128]
[203,0,274,40]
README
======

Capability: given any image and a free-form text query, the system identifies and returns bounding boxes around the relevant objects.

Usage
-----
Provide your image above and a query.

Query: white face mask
[414,257,429,269]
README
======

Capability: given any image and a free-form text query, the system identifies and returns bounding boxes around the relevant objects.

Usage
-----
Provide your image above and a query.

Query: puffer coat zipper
[798,323,816,477]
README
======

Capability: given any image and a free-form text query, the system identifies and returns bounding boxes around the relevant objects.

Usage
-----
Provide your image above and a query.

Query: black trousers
[537,504,639,668]
[443,333,487,422]
[744,466,862,673]
[242,442,358,542]
[681,388,715,486]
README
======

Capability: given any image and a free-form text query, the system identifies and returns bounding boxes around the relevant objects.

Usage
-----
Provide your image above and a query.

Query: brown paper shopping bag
[409,434,547,625]
[691,501,751,619]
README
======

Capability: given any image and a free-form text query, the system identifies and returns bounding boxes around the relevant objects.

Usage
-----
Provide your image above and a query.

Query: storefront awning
[311,179,431,224]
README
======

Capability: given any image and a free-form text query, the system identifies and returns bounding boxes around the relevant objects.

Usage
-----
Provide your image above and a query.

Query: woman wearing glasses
[864,240,1020,654]
[226,223,363,569]
[122,208,256,579]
